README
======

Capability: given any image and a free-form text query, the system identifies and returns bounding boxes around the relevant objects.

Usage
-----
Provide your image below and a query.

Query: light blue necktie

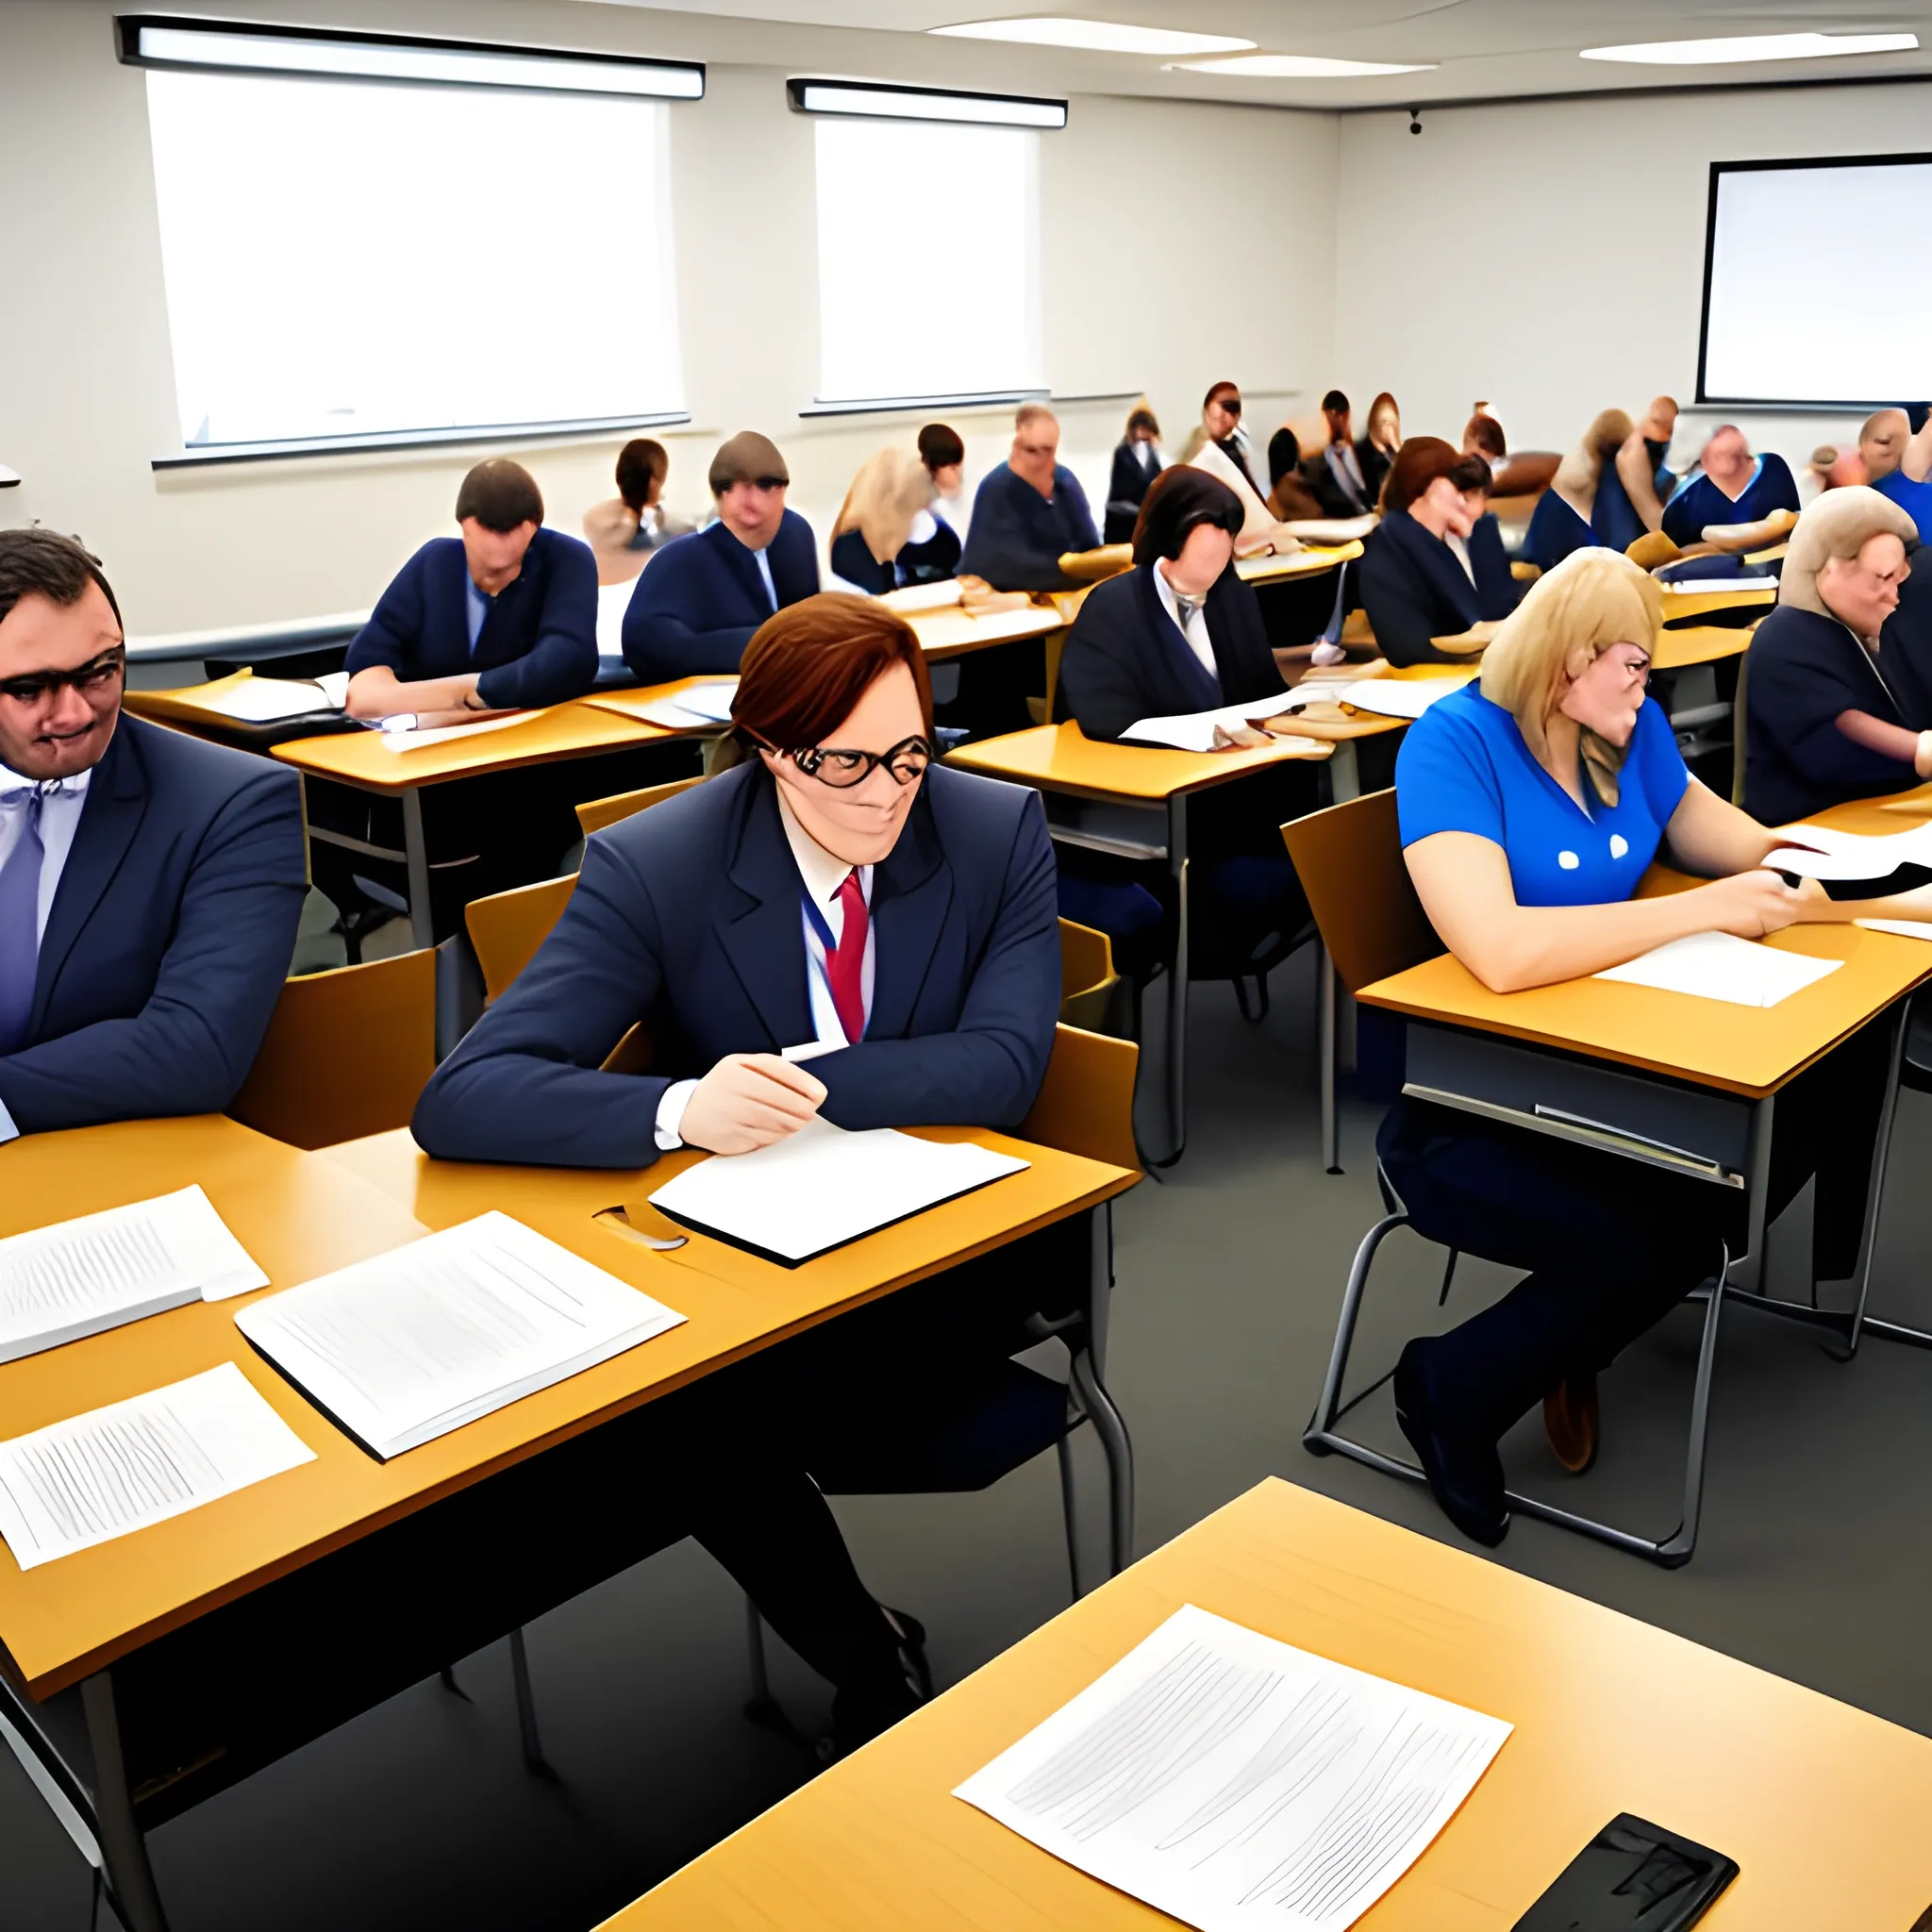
[0,788,45,1054]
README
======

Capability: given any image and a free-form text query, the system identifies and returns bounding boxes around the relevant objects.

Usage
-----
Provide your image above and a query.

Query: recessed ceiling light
[931,18,1255,57]
[1580,31,1918,65]
[1172,53,1438,78]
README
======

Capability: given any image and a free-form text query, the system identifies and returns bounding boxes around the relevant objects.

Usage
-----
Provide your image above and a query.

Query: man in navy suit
[620,432,820,682]
[345,458,598,724]
[0,529,307,1140]
[958,405,1100,592]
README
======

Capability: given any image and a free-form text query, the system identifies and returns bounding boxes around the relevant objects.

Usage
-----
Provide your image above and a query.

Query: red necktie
[826,870,869,1044]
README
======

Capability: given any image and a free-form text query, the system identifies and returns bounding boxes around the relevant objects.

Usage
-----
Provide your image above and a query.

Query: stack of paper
[235,1212,685,1459]
[628,680,738,729]
[0,1363,314,1571]
[1856,918,1932,941]
[1332,675,1473,720]
[649,1118,1027,1265]
[956,1604,1511,1932]
[1121,702,1324,755]
[879,580,966,614]
[200,675,346,724]
[1766,822,1932,891]
[1278,515,1379,544]
[379,712,532,752]
[0,1186,268,1365]
[1592,931,1841,1007]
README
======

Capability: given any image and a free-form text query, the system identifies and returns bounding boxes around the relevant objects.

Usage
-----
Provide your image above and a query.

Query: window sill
[151,412,691,471]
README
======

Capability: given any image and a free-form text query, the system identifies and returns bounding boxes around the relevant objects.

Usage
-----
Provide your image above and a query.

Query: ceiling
[575,0,1932,109]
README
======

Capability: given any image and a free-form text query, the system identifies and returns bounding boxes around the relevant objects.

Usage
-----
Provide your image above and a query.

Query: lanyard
[801,887,840,955]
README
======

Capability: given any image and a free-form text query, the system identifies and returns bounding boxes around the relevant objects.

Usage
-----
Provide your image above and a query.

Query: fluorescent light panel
[791,79,1066,128]
[118,18,705,99]
[931,17,1252,57]
[1580,31,1918,66]
[1174,53,1437,77]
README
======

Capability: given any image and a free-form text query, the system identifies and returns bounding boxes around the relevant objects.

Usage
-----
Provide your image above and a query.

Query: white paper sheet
[956,1605,1510,1932]
[0,1363,314,1571]
[596,576,632,660]
[1277,516,1379,544]
[1329,675,1473,721]
[0,1185,268,1365]
[315,670,350,708]
[879,580,966,613]
[628,679,739,729]
[1122,701,1324,755]
[379,711,533,752]
[198,676,341,723]
[235,1212,685,1459]
[1592,930,1842,1007]
[1856,918,1932,940]
[1765,821,1932,883]
[649,1118,1028,1264]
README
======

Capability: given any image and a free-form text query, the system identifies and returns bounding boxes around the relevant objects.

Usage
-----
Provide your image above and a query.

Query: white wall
[0,0,1337,633]
[1331,80,1932,475]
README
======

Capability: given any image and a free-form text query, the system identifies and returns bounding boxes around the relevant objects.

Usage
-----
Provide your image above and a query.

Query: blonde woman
[1359,390,1402,506]
[1384,547,1908,1546]
[829,448,961,594]
[1523,408,1632,570]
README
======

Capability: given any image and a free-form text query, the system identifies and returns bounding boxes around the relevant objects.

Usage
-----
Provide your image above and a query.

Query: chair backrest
[1058,918,1121,1033]
[1280,789,1441,995]
[575,773,704,840]
[466,874,575,1003]
[1019,1023,1140,1174]
[227,949,437,1150]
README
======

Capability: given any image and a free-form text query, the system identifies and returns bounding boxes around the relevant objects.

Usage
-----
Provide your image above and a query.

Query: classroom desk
[571,675,749,729]
[603,1476,1932,1931]
[124,669,356,749]
[1233,539,1364,587]
[946,724,1333,1164]
[904,600,1066,663]
[0,1117,1134,1932]
[1651,623,1754,672]
[1657,578,1778,625]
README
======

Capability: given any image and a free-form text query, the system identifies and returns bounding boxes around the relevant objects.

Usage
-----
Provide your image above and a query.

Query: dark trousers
[1379,1019,1892,1441]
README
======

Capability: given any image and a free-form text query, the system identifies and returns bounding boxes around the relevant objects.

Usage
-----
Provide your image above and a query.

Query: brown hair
[614,438,668,513]
[0,527,122,634]
[1381,437,1490,517]
[455,458,542,531]
[731,593,934,755]
[1126,405,1160,440]
[918,422,964,471]
[1463,411,1507,459]
[1203,380,1241,411]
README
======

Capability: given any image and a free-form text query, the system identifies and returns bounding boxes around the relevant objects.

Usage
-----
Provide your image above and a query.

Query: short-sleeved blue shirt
[1873,465,1932,541]
[1395,686,1690,907]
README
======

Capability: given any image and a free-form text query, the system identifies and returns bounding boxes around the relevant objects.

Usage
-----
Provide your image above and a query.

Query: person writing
[1105,405,1163,544]
[1742,487,1925,824]
[621,431,819,680]
[0,529,306,1138]
[1304,390,1375,517]
[581,438,691,585]
[1385,547,1908,1546]
[1660,425,1800,547]
[829,448,959,594]
[958,405,1101,591]
[345,459,598,724]
[1180,382,1266,497]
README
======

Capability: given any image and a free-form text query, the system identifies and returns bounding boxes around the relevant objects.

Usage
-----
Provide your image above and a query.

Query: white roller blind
[814,118,1042,405]
[143,70,684,447]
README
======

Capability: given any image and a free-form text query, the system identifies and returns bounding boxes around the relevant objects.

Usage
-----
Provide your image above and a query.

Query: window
[813,117,1042,407]
[143,70,685,449]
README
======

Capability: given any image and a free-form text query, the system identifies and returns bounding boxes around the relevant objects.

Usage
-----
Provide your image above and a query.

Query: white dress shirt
[1153,559,1219,681]
[752,545,778,612]
[1446,532,1477,586]
[652,783,875,1150]
[0,762,93,1144]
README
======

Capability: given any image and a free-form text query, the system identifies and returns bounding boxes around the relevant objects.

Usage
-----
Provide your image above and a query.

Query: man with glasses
[621,430,820,682]
[957,404,1100,593]
[0,528,306,1140]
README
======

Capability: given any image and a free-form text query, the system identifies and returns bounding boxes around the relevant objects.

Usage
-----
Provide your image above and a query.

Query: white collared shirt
[1446,532,1477,587]
[1153,559,1219,680]
[652,783,876,1150]
[752,545,778,611]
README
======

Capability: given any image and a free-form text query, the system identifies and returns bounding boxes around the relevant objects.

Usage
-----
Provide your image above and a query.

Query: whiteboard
[1699,155,1932,408]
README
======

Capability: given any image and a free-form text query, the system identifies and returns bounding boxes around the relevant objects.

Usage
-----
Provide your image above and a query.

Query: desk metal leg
[1725,1095,1776,1296]
[1838,1003,1918,1357]
[82,1672,169,1932]
[402,789,434,953]
[1328,739,1361,807]
[1319,949,1341,1174]
[1072,1205,1133,1577]
[1155,793,1190,1168]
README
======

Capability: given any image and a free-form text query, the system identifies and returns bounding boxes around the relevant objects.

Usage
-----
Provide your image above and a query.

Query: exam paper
[380,712,533,752]
[649,1118,1028,1264]
[628,680,738,729]
[0,1363,314,1571]
[1765,821,1932,884]
[1278,517,1379,545]
[1592,930,1841,1007]
[199,676,341,724]
[1122,701,1324,754]
[1330,675,1473,721]
[955,1604,1510,1932]
[879,580,966,614]
[0,1185,268,1365]
[1856,918,1932,941]
[236,1212,685,1459]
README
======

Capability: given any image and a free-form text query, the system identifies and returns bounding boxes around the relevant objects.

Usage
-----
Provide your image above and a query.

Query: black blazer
[1357,439,1393,509]
[621,510,821,680]
[830,522,963,595]
[1302,443,1374,518]
[1358,509,1522,667]
[1054,563,1287,742]
[1105,441,1160,544]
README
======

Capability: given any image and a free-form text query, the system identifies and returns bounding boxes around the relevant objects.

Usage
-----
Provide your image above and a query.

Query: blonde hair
[1480,547,1661,808]
[833,448,937,564]
[1551,407,1634,505]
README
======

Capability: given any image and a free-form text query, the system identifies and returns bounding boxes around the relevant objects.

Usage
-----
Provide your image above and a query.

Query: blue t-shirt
[1395,686,1690,907]
[1873,465,1932,541]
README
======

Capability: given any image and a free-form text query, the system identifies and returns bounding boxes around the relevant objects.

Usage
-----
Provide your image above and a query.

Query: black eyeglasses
[788,735,933,788]
[1219,399,1241,418]
[0,647,125,707]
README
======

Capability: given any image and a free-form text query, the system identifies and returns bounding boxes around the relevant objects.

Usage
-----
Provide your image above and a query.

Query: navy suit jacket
[1359,510,1521,667]
[620,511,821,681]
[412,759,1061,1170]
[0,714,307,1134]
[346,527,598,709]
[1055,564,1286,741]
[958,464,1100,591]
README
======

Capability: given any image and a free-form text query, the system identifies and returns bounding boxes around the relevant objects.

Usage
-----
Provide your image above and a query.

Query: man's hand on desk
[679,1054,827,1155]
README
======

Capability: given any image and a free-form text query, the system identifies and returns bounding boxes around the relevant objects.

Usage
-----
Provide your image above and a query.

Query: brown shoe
[1543,1374,1600,1475]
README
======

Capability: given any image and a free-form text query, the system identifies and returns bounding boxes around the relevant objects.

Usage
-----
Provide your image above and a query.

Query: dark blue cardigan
[1359,509,1521,667]
[1662,455,1799,547]
[958,463,1100,592]
[621,510,820,681]
[345,527,598,709]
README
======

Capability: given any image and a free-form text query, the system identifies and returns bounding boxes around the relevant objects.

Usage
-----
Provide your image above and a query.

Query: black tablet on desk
[1514,1814,1738,1930]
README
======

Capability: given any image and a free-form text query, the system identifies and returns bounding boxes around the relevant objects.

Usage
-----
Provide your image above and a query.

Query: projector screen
[1699,153,1932,408]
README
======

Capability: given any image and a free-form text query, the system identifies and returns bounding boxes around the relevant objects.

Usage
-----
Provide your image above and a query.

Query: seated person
[621,432,819,680]
[1180,382,1267,498]
[1660,424,1801,548]
[1858,407,1932,534]
[581,439,692,585]
[1357,439,1522,666]
[346,459,598,724]
[1466,412,1562,504]
[1461,410,1507,479]
[1265,427,1325,522]
[1608,395,1679,540]
[958,405,1100,591]
[829,448,959,594]
[1185,423,1303,558]
[1104,404,1163,544]
[1358,391,1402,507]
[1743,486,1924,824]
[1053,467,1312,974]
[1523,408,1632,570]
[919,422,970,537]
[1387,546,1911,1545]
[0,529,306,1139]
[1303,390,1376,516]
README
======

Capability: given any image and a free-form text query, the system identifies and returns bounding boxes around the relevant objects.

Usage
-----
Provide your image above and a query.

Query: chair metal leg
[508,1627,557,1781]
[1056,1431,1085,1601]
[1068,1345,1134,1575]
[80,1673,169,1932]
[1304,1212,1409,1446]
